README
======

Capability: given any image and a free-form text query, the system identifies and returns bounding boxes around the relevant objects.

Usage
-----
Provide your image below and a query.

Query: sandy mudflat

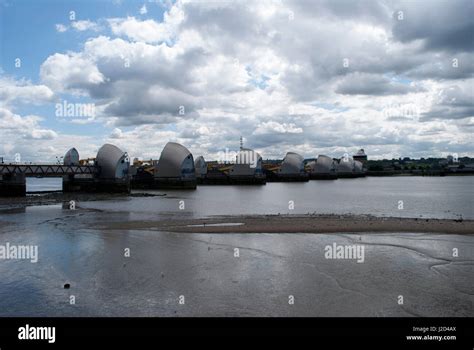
[96,214,473,234]
[1,203,473,316]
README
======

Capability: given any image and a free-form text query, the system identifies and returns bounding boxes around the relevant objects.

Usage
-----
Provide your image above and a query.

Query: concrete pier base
[309,173,338,180]
[63,175,95,193]
[63,175,130,194]
[265,173,309,182]
[228,175,266,185]
[196,174,267,185]
[0,173,26,197]
[152,177,197,189]
[336,173,365,179]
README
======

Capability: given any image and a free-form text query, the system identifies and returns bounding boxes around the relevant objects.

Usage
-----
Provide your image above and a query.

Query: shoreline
[95,214,473,234]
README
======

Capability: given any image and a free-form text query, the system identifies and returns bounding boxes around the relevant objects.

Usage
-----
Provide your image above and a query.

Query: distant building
[447,155,455,164]
[353,149,367,164]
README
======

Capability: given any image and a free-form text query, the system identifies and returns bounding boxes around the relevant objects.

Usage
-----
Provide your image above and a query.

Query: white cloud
[28,129,58,140]
[109,17,169,43]
[110,127,123,139]
[33,0,474,159]
[0,107,99,162]
[55,24,68,32]
[109,6,184,43]
[71,20,100,32]
[55,20,101,33]
[139,4,148,15]
[0,77,54,106]
[40,53,105,92]
[254,121,303,135]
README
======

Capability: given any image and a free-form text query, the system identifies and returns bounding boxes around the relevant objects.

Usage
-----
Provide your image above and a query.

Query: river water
[0,176,471,316]
[27,176,474,219]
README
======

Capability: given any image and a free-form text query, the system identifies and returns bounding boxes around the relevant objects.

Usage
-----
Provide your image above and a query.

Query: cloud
[40,52,105,92]
[71,20,101,32]
[139,4,147,15]
[0,109,57,141]
[32,0,474,159]
[27,129,58,140]
[0,107,98,162]
[109,127,123,139]
[254,121,303,135]
[0,108,57,158]
[55,24,68,32]
[55,20,101,33]
[108,9,183,43]
[0,77,54,106]
[0,108,42,130]
[392,0,474,52]
[421,82,474,121]
[336,73,425,96]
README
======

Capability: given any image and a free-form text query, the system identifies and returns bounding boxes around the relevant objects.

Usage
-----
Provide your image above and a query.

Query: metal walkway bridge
[0,164,97,177]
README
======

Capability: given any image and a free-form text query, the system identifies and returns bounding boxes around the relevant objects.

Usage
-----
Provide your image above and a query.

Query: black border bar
[0,317,473,347]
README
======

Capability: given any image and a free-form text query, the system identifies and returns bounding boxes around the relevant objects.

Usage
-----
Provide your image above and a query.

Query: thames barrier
[1,141,368,196]
[2,141,472,197]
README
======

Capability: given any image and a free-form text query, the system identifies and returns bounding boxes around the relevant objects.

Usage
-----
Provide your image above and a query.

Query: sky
[0,0,473,162]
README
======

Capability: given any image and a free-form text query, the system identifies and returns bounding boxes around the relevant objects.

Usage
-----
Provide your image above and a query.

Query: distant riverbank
[366,170,474,176]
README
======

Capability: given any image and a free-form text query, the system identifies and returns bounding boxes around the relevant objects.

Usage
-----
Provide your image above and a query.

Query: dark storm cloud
[392,0,474,52]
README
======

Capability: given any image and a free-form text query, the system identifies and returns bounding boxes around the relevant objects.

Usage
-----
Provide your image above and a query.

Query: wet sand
[95,214,473,234]
[0,199,472,316]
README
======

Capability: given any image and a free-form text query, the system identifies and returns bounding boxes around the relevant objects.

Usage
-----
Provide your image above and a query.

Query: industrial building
[353,149,368,164]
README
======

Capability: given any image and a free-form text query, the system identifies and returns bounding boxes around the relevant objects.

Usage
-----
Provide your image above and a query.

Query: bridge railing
[0,164,97,176]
